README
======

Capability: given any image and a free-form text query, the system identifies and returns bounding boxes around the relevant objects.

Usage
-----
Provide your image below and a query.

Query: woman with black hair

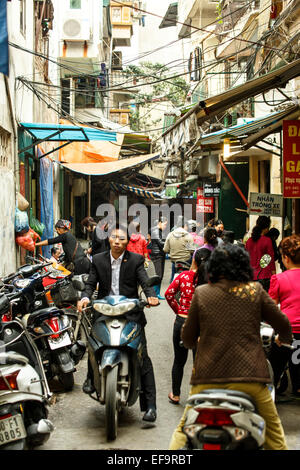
[202,227,218,251]
[165,248,211,405]
[169,244,292,450]
[36,219,91,275]
[245,216,276,291]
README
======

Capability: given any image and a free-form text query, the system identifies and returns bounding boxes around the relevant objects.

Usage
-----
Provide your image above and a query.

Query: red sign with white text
[196,188,214,213]
[283,120,300,198]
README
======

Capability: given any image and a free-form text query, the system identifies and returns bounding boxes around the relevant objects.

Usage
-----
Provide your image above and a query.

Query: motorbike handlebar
[280,342,295,350]
[2,272,19,283]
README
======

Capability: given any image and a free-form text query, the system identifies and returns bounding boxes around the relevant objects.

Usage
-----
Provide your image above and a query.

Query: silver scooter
[0,293,53,449]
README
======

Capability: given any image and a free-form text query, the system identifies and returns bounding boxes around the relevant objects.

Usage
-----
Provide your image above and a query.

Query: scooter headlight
[93,303,114,315]
[112,302,136,315]
[93,301,136,316]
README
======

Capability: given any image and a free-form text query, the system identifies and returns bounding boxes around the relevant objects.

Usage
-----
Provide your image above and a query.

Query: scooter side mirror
[259,254,272,269]
[145,275,161,287]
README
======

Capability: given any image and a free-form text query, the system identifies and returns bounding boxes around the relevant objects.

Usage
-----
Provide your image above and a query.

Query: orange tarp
[58,119,124,163]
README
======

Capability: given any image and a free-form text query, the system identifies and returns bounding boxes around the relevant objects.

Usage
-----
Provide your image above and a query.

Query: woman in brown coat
[169,244,293,450]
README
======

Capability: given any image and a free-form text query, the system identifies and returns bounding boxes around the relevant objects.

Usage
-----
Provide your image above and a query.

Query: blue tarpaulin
[20,122,117,142]
[38,148,53,259]
[0,0,8,76]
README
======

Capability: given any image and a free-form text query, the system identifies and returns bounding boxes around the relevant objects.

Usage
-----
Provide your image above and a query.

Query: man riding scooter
[77,223,159,426]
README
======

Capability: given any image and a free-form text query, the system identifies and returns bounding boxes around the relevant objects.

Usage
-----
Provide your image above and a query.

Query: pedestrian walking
[36,219,91,275]
[266,227,280,262]
[163,219,194,282]
[193,227,218,259]
[245,216,276,291]
[187,220,204,247]
[165,248,211,405]
[150,216,168,300]
[169,244,292,451]
[127,221,149,265]
[268,234,300,397]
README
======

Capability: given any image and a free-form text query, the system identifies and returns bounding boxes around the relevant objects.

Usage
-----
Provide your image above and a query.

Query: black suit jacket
[82,250,156,326]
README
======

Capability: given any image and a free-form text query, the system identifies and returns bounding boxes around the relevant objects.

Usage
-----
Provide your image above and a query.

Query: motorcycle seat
[197,389,257,410]
[24,307,63,326]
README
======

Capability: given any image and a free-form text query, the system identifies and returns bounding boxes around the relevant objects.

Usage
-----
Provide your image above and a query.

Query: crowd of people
[37,214,300,449]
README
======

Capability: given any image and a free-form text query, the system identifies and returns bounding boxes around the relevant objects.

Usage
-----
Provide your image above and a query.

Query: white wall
[0,0,36,275]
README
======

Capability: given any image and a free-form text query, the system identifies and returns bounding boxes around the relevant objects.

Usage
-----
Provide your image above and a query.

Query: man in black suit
[77,224,159,425]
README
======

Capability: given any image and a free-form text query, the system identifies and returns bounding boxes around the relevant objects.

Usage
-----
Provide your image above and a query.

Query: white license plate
[0,414,27,445]
[48,332,72,350]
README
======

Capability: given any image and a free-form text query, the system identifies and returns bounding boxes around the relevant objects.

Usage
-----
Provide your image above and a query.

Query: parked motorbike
[174,260,191,280]
[85,275,160,441]
[1,263,86,391]
[0,293,53,449]
[30,255,91,346]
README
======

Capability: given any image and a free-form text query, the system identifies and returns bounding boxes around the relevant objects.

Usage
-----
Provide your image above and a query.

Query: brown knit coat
[181,279,293,385]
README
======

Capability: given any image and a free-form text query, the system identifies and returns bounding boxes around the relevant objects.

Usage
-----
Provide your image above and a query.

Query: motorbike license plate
[0,414,27,445]
[48,332,72,350]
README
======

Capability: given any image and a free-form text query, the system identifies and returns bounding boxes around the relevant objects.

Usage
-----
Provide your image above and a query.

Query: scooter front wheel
[105,366,119,441]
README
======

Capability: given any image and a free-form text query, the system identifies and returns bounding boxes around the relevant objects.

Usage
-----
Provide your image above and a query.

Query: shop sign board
[196,188,214,213]
[283,120,300,198]
[249,192,283,217]
[203,182,221,197]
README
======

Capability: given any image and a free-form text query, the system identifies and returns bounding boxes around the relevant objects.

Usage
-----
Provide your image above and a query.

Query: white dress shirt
[109,251,125,295]
[81,251,125,303]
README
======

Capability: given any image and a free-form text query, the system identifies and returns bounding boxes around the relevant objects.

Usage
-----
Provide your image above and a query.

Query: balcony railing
[110,71,139,91]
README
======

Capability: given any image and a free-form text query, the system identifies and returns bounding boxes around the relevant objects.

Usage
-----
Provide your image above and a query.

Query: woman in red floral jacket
[165,248,211,404]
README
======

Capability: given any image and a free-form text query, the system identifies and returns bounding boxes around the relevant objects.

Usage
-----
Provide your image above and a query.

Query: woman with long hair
[245,216,276,291]
[165,248,212,405]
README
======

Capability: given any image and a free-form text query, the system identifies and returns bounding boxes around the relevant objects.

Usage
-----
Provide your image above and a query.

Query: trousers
[169,382,288,450]
[172,316,195,397]
[151,255,165,282]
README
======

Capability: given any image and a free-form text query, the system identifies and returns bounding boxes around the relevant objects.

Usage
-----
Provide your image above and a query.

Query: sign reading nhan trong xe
[283,120,300,198]
[249,193,283,217]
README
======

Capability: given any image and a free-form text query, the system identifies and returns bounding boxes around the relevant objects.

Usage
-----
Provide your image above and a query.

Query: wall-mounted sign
[203,182,221,197]
[249,192,283,217]
[197,188,214,213]
[283,120,300,198]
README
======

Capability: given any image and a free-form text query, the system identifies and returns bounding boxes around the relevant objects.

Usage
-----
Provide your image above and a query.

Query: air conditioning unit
[62,18,91,41]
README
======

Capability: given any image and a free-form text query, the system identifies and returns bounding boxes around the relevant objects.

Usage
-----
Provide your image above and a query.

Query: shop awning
[57,119,123,163]
[162,58,300,139]
[57,153,160,176]
[19,122,117,159]
[199,105,300,147]
[20,122,117,142]
[110,182,162,199]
